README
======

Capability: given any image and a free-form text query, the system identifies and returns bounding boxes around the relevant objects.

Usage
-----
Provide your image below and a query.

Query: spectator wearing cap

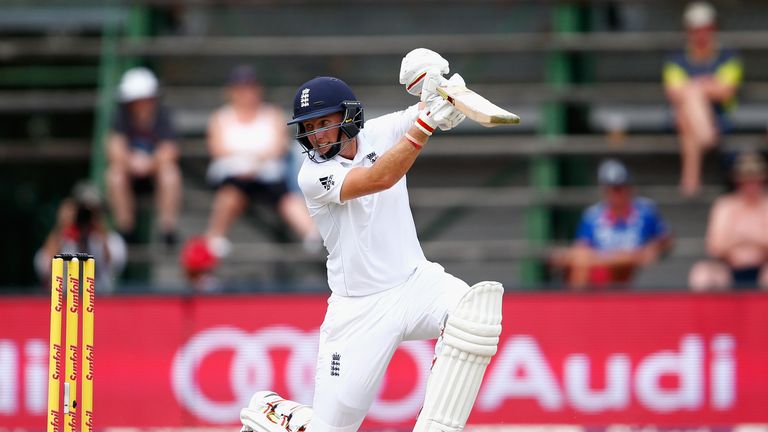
[204,65,318,256]
[689,152,768,290]
[663,1,743,197]
[552,159,673,290]
[106,67,182,246]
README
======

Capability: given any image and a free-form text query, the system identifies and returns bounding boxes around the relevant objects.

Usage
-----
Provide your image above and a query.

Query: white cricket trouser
[309,261,470,432]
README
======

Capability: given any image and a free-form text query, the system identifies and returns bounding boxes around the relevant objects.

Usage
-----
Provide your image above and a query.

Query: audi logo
[171,325,433,424]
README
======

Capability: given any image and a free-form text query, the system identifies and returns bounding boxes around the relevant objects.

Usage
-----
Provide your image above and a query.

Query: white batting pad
[413,281,504,432]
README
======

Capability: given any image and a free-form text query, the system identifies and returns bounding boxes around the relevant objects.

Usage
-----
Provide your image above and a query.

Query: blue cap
[288,77,359,125]
[228,65,259,86]
[598,159,631,185]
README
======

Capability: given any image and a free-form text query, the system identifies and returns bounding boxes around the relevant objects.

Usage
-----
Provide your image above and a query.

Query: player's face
[302,112,343,155]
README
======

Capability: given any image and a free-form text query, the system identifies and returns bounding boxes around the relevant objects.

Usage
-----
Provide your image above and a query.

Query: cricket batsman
[239,48,503,432]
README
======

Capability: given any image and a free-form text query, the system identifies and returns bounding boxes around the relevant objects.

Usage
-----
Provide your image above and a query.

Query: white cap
[118,67,158,102]
[683,2,716,28]
[598,159,631,186]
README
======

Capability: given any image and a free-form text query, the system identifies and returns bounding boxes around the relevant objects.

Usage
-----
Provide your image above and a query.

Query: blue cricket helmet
[288,77,364,162]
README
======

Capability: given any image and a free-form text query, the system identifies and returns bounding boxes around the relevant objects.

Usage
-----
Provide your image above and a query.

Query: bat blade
[437,85,520,127]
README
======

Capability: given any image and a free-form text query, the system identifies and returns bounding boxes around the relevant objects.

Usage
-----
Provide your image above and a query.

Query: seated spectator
[106,67,182,245]
[551,159,673,290]
[663,2,743,196]
[204,65,318,255]
[35,182,127,293]
[689,152,768,290]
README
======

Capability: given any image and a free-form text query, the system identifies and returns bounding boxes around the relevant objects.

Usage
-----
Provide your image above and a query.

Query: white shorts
[309,261,470,432]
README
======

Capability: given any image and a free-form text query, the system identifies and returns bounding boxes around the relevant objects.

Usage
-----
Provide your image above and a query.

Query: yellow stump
[81,257,95,432]
[64,258,80,432]
[47,257,65,432]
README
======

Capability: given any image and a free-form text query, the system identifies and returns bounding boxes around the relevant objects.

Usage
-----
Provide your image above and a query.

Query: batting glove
[399,48,449,97]
[416,73,467,133]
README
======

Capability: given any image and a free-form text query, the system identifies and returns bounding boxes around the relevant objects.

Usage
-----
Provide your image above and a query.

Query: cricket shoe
[240,391,312,432]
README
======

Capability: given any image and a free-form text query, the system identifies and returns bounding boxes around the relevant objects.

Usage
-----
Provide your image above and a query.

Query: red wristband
[405,132,424,150]
[415,115,435,136]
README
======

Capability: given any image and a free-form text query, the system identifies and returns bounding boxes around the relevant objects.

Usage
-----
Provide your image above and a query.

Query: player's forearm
[340,125,429,201]
[367,125,429,189]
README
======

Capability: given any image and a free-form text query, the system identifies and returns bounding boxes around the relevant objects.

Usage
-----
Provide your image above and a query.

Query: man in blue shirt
[554,159,673,289]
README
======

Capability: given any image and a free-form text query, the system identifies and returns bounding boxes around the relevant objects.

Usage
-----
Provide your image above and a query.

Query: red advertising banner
[2,293,767,429]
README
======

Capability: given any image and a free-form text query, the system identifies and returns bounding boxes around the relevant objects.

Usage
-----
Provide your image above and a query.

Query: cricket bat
[437,85,521,127]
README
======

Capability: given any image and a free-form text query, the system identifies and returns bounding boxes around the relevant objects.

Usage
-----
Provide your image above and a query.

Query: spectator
[204,65,318,255]
[663,2,743,197]
[35,182,127,293]
[689,152,768,290]
[106,67,182,245]
[552,159,673,290]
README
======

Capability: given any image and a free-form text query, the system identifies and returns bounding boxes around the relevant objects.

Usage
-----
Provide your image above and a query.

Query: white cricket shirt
[298,104,426,297]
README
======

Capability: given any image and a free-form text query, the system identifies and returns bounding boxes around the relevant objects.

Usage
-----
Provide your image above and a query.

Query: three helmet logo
[330,352,341,377]
[300,88,310,108]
